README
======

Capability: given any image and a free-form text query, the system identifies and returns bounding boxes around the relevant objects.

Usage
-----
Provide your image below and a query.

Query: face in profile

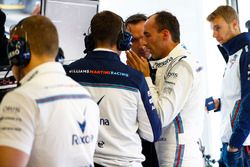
[127,21,150,59]
[144,16,164,60]
[210,16,237,44]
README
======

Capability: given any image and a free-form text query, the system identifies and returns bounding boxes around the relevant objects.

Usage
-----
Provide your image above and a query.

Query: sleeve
[229,50,250,148]
[0,91,36,154]
[137,74,162,142]
[145,61,194,127]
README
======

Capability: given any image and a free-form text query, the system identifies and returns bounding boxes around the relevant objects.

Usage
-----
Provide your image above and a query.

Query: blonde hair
[207,5,239,24]
[11,15,59,57]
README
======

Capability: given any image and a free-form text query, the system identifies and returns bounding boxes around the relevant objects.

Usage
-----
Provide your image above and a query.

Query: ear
[126,24,131,32]
[232,19,239,31]
[161,29,170,40]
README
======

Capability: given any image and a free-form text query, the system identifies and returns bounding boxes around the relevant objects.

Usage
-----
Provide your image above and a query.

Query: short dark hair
[151,11,180,43]
[125,13,147,28]
[91,10,123,47]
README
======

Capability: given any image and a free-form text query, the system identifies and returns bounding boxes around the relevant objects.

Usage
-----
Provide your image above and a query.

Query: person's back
[4,62,99,167]
[0,15,99,167]
[68,51,159,165]
[66,10,161,167]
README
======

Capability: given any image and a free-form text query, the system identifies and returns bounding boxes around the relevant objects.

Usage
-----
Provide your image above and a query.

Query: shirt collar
[86,50,121,62]
[149,44,188,69]
[222,32,250,55]
[94,48,117,53]
[20,62,65,85]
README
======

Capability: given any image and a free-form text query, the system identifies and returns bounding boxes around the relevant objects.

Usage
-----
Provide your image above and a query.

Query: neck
[162,42,179,58]
[96,42,119,54]
[23,54,55,76]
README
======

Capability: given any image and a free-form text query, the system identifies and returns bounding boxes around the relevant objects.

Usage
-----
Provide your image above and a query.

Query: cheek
[131,43,139,50]
[146,37,154,45]
[224,30,233,40]
[133,42,140,48]
[217,30,224,37]
[151,38,158,47]
[218,27,230,39]
[213,31,218,37]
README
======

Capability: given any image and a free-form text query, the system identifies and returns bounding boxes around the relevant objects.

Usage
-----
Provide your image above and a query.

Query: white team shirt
[0,62,99,167]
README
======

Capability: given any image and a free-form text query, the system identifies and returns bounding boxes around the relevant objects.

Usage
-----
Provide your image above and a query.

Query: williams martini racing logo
[69,69,129,77]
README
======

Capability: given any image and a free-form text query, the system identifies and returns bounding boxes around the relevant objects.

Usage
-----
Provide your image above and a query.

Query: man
[126,11,205,166]
[0,15,99,167]
[125,13,157,84]
[207,5,250,167]
[125,13,159,167]
[65,10,162,167]
[125,13,150,59]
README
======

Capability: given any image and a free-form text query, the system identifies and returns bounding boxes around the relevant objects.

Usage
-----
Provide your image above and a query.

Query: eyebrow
[213,25,220,29]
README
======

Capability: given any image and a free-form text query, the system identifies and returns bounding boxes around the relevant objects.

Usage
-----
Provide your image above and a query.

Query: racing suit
[146,44,205,166]
[218,32,250,167]
[65,49,162,167]
[0,62,100,167]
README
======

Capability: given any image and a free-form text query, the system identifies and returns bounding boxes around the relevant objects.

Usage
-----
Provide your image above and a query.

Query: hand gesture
[125,50,150,77]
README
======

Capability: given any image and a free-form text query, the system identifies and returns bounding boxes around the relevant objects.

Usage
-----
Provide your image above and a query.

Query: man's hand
[125,50,150,77]
[227,145,239,152]
[213,98,220,111]
[0,146,29,167]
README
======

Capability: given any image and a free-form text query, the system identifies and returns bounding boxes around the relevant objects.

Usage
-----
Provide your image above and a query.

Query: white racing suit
[146,44,205,166]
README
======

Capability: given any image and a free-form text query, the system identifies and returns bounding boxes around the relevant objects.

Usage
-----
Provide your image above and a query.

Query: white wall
[238,1,250,32]
[45,0,98,62]
[99,0,206,65]
[99,0,227,164]
[202,0,227,163]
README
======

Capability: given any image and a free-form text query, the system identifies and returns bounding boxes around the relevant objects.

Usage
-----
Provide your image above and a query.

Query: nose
[138,38,144,46]
[142,36,148,47]
[212,31,217,39]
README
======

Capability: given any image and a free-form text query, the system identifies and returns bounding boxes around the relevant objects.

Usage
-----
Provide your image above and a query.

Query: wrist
[143,71,150,77]
[227,145,239,152]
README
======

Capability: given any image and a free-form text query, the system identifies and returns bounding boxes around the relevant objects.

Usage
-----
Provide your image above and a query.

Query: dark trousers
[142,140,159,167]
[219,143,250,167]
[94,140,160,167]
[94,163,105,167]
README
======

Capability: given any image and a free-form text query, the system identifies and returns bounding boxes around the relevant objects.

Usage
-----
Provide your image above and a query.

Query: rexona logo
[72,116,94,145]
[78,120,86,133]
